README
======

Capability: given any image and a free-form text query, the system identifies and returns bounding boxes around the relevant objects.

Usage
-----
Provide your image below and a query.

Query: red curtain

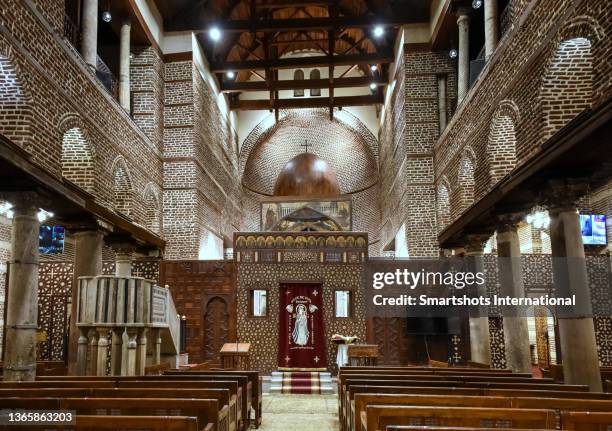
[278,283,327,370]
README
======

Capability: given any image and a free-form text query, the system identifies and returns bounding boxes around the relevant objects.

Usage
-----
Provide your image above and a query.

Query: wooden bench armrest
[219,404,230,420]
[360,410,367,431]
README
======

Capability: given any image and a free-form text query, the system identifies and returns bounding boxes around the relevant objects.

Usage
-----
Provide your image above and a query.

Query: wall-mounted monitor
[39,225,65,254]
[580,214,607,245]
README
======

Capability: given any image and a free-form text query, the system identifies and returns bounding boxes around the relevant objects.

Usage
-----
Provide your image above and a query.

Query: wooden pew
[386,427,548,431]
[0,398,219,431]
[354,394,612,431]
[363,405,557,431]
[0,388,233,431]
[561,411,612,430]
[145,362,171,375]
[165,369,262,428]
[1,415,204,431]
[344,385,612,431]
[339,374,587,430]
[338,375,588,430]
[37,375,248,431]
[340,366,517,374]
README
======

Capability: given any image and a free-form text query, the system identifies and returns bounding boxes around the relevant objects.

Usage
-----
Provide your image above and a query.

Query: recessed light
[226,71,235,79]
[101,10,112,23]
[209,27,222,41]
[373,26,384,37]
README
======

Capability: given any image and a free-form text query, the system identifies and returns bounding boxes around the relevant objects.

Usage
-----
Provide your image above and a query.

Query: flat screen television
[579,214,607,245]
[39,225,65,254]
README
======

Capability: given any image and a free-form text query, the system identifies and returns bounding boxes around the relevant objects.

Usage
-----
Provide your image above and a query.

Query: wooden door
[204,297,229,363]
[370,317,403,365]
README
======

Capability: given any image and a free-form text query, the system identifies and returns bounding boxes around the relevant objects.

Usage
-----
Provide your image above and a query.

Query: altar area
[234,231,368,375]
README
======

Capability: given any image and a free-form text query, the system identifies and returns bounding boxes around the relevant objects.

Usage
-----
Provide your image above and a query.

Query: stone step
[268,384,335,395]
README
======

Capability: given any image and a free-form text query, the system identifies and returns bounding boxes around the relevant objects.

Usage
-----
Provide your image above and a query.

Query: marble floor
[258,394,339,430]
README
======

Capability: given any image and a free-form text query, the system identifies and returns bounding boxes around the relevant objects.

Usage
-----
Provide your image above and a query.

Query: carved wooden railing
[76,276,180,376]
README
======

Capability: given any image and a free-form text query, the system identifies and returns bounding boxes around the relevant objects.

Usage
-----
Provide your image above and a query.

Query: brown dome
[273,153,341,197]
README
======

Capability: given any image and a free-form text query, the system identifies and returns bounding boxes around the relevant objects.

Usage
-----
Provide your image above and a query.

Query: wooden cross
[300,140,310,153]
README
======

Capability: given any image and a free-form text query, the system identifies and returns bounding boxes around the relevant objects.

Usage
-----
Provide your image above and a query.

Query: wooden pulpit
[220,343,251,370]
[347,344,379,366]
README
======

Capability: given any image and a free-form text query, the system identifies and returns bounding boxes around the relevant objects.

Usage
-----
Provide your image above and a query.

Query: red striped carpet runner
[280,372,322,394]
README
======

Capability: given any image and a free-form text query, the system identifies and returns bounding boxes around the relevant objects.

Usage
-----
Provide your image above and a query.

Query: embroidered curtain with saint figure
[278,283,327,370]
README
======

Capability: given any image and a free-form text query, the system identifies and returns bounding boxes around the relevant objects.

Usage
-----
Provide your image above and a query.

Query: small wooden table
[220,342,251,370]
[347,344,379,366]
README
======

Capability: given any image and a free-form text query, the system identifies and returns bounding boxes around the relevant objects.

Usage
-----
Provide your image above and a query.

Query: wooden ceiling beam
[229,94,383,110]
[189,16,401,33]
[210,52,393,72]
[255,0,332,9]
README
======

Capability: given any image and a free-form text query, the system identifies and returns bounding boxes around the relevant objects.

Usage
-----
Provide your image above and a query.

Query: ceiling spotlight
[449,48,458,59]
[373,26,384,37]
[209,27,222,41]
[472,0,483,8]
[226,71,235,79]
[369,82,377,90]
[101,10,112,23]
[370,64,378,72]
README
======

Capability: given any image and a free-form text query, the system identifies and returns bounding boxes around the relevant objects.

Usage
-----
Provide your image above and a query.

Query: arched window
[309,69,321,96]
[0,53,32,151]
[541,37,593,141]
[112,157,133,216]
[488,100,519,185]
[293,69,304,97]
[61,127,94,192]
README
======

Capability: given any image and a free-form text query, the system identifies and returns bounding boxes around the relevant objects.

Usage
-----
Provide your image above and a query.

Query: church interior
[0,0,611,429]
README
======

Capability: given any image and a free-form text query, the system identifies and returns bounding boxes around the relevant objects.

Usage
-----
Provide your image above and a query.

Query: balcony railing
[96,56,119,99]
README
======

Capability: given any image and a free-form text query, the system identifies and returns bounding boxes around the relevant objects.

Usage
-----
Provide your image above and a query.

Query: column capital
[540,178,589,212]
[494,212,525,233]
[464,233,491,254]
[456,8,470,22]
[0,191,48,215]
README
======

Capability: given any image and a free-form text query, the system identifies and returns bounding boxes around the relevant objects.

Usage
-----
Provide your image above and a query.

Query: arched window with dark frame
[294,69,304,97]
[309,69,321,96]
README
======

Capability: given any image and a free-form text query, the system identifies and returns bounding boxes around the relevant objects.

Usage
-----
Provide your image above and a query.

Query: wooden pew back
[365,405,556,431]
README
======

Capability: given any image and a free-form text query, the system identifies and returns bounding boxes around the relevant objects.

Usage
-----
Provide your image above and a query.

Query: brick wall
[434,0,611,231]
[379,48,456,257]
[163,60,241,259]
[0,0,163,227]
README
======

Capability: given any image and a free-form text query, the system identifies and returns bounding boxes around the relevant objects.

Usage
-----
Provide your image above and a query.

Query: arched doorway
[203,297,229,364]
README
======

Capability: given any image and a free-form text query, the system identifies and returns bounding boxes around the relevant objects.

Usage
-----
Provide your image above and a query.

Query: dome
[273,153,341,197]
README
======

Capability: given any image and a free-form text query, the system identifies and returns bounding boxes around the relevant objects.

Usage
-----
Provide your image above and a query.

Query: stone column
[151,328,162,365]
[496,221,532,373]
[76,328,89,376]
[124,329,138,376]
[484,0,499,60]
[115,247,133,277]
[548,199,601,391]
[119,18,131,113]
[437,74,447,135]
[96,327,111,376]
[81,0,99,70]
[2,194,40,381]
[465,235,491,365]
[87,329,99,375]
[68,229,104,375]
[110,329,123,375]
[136,328,148,375]
[457,9,470,104]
